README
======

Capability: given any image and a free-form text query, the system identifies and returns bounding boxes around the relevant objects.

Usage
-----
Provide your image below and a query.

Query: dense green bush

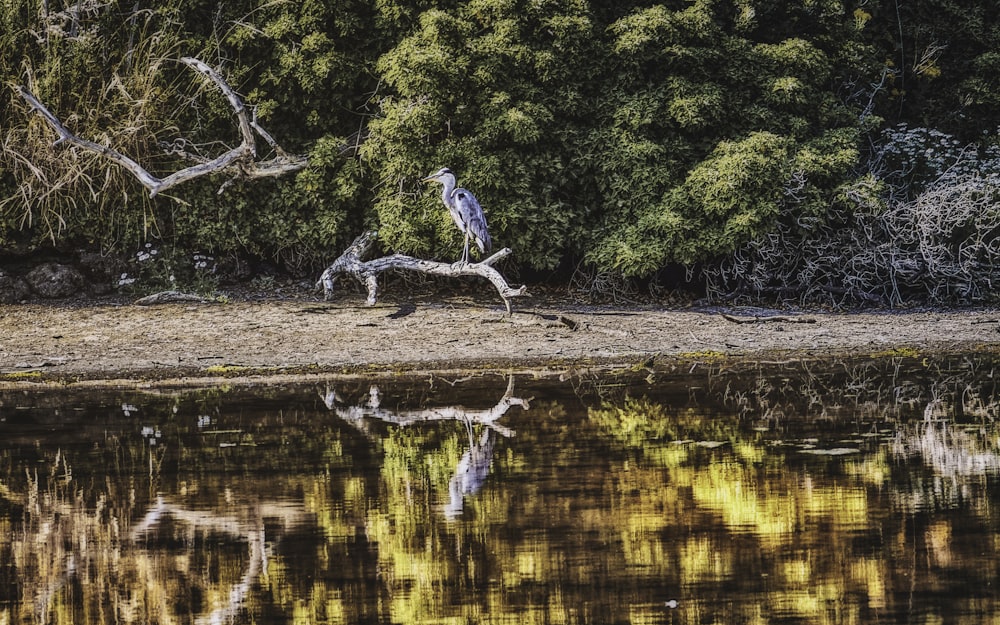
[364,0,871,274]
[582,0,869,275]
[363,0,600,268]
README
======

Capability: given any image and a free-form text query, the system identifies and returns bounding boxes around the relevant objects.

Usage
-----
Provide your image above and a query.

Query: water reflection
[322,375,528,518]
[130,497,286,625]
[1,355,999,624]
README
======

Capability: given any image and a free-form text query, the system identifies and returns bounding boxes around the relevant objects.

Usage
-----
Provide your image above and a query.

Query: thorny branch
[17,57,308,198]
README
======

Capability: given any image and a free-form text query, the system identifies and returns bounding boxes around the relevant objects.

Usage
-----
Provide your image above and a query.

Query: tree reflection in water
[1,357,1000,624]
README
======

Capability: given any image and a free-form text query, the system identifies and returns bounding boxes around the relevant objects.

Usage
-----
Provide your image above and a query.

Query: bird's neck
[440,177,456,204]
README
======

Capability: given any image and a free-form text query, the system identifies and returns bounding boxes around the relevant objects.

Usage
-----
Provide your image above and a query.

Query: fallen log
[317,230,527,313]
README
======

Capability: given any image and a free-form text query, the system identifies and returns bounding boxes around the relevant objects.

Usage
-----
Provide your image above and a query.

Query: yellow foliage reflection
[3,366,1000,625]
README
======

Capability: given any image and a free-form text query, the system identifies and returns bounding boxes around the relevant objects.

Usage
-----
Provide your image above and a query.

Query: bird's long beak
[421,174,437,183]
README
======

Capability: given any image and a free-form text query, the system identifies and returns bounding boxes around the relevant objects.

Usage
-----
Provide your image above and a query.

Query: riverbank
[1,294,998,385]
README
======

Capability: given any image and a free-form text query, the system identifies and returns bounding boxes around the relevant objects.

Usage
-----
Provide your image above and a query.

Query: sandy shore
[1,295,998,385]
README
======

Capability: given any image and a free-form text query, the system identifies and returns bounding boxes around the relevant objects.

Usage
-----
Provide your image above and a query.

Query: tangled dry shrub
[704,126,1000,308]
[568,263,642,304]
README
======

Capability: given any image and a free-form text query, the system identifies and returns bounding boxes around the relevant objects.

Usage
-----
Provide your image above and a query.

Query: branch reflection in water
[130,498,302,625]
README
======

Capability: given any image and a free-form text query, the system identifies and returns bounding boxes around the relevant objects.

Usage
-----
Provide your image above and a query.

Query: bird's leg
[453,233,471,269]
[463,416,475,447]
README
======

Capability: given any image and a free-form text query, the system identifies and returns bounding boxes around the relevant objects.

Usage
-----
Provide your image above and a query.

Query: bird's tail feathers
[470,216,491,253]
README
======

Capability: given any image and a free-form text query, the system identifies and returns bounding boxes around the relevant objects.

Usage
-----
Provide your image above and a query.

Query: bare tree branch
[17,56,308,198]
[317,230,528,313]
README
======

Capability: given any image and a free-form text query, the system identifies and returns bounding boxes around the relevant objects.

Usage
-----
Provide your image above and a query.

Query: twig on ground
[720,313,817,324]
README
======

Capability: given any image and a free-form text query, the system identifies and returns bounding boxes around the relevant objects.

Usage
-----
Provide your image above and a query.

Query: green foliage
[363,0,872,274]
[1,0,998,295]
[166,136,366,272]
[364,0,598,268]
[581,0,866,275]
[589,132,793,274]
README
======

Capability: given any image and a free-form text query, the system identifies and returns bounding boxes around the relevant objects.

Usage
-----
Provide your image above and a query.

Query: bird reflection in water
[444,425,495,519]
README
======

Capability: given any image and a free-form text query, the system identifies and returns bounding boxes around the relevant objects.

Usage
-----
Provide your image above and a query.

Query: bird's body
[422,167,491,264]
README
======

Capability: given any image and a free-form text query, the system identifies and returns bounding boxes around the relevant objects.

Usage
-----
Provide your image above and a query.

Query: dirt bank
[1,292,998,384]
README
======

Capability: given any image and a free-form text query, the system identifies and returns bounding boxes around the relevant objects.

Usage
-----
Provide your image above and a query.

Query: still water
[1,355,999,624]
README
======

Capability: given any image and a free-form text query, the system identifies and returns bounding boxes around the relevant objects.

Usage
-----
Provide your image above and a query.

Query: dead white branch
[17,56,308,197]
[317,230,528,313]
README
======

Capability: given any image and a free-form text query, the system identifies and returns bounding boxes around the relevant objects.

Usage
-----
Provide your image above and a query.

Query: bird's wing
[453,189,492,253]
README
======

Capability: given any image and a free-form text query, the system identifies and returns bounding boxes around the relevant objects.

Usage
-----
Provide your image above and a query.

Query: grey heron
[422,167,492,264]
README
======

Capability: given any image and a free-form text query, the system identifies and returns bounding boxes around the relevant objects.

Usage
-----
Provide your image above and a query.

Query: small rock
[77,251,126,295]
[25,263,87,299]
[0,270,30,303]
